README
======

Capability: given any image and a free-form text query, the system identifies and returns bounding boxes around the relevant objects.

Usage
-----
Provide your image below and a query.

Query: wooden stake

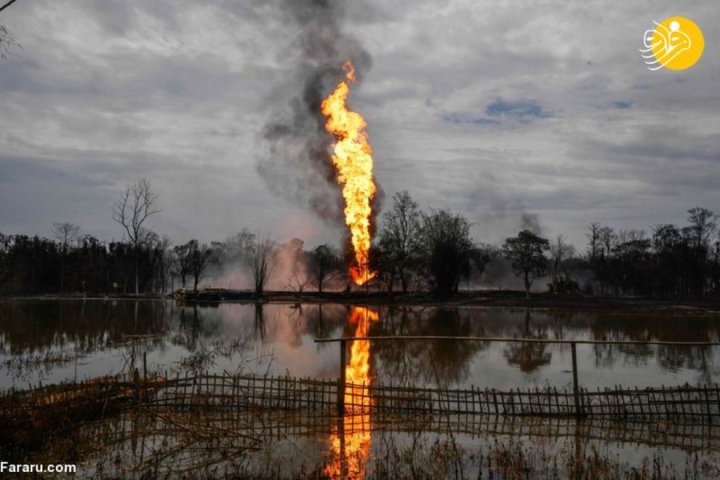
[337,339,347,416]
[571,342,582,417]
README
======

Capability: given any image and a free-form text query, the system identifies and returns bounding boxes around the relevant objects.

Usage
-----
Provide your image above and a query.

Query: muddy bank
[2,290,718,312]
[170,289,720,312]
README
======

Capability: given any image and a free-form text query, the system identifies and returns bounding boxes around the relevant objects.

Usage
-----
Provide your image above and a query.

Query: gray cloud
[0,0,718,251]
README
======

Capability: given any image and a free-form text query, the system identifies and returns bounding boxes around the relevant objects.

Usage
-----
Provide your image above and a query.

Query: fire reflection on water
[325,306,379,479]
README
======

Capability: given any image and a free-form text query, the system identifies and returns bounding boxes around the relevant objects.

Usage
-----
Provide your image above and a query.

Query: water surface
[2,299,719,391]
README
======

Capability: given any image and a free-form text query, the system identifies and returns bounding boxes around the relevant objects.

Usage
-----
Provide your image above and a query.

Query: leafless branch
[112,178,160,247]
[52,222,82,249]
[0,0,19,14]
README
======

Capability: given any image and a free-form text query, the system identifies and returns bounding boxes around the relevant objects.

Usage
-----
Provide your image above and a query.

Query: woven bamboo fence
[3,373,719,422]
[139,372,720,421]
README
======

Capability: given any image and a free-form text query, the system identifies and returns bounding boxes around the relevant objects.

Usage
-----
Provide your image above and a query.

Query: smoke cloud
[520,212,542,235]
[256,0,373,224]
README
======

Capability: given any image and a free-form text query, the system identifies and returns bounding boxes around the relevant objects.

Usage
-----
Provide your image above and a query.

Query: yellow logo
[640,17,704,71]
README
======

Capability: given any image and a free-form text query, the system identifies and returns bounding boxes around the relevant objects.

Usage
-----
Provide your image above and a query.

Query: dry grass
[22,408,720,479]
[4,373,720,479]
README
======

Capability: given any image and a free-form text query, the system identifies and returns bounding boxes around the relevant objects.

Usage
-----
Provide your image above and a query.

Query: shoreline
[1,290,719,312]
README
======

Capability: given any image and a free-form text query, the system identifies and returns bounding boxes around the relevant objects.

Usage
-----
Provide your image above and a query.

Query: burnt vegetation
[0,182,719,300]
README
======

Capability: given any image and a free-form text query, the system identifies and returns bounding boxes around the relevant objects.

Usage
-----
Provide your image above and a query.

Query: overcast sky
[1,0,718,249]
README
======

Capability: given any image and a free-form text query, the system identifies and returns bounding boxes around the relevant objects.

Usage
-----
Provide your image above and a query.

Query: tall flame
[321,62,377,285]
[344,306,378,409]
[326,306,379,479]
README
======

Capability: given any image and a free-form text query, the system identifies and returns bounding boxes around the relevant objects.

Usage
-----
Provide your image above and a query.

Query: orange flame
[344,306,378,408]
[321,61,377,285]
[325,306,379,479]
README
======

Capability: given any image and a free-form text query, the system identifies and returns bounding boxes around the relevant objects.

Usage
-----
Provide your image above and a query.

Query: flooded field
[28,409,720,479]
[2,299,720,478]
[2,299,719,391]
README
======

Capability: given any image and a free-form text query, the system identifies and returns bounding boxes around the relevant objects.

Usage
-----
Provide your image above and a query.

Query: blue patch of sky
[441,97,550,125]
[485,98,550,120]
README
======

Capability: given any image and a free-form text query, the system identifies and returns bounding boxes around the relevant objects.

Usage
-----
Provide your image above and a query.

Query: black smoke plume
[256,0,374,224]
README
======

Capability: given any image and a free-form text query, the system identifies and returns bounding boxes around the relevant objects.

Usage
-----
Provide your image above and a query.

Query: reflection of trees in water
[0,301,322,381]
[173,303,352,375]
[372,308,488,387]
[504,309,551,373]
[657,345,714,381]
[591,322,654,369]
[695,349,714,385]
[364,307,423,386]
[4,301,720,386]
[0,300,171,381]
[295,304,348,354]
[254,303,266,343]
[174,305,222,350]
[174,306,201,351]
[312,304,332,340]
[590,314,719,374]
[377,305,417,335]
[592,343,652,369]
[658,344,716,384]
[174,305,257,374]
[245,303,348,350]
[0,300,168,354]
[547,310,577,340]
[173,304,239,349]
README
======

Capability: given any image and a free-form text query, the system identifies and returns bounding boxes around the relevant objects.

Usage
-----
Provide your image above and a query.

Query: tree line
[0,179,718,298]
[371,194,719,298]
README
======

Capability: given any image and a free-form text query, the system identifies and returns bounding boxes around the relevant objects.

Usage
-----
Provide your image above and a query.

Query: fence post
[571,342,583,417]
[337,339,347,416]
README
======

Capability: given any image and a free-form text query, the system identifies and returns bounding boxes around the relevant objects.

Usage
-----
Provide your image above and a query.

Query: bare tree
[550,235,574,270]
[173,242,192,288]
[250,235,276,296]
[549,234,576,294]
[307,244,343,293]
[213,229,256,267]
[586,223,601,260]
[283,239,311,292]
[598,226,616,258]
[378,191,421,292]
[0,25,14,59]
[52,222,81,291]
[173,239,213,292]
[112,178,160,295]
[687,207,717,248]
[52,222,81,249]
[156,236,172,296]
